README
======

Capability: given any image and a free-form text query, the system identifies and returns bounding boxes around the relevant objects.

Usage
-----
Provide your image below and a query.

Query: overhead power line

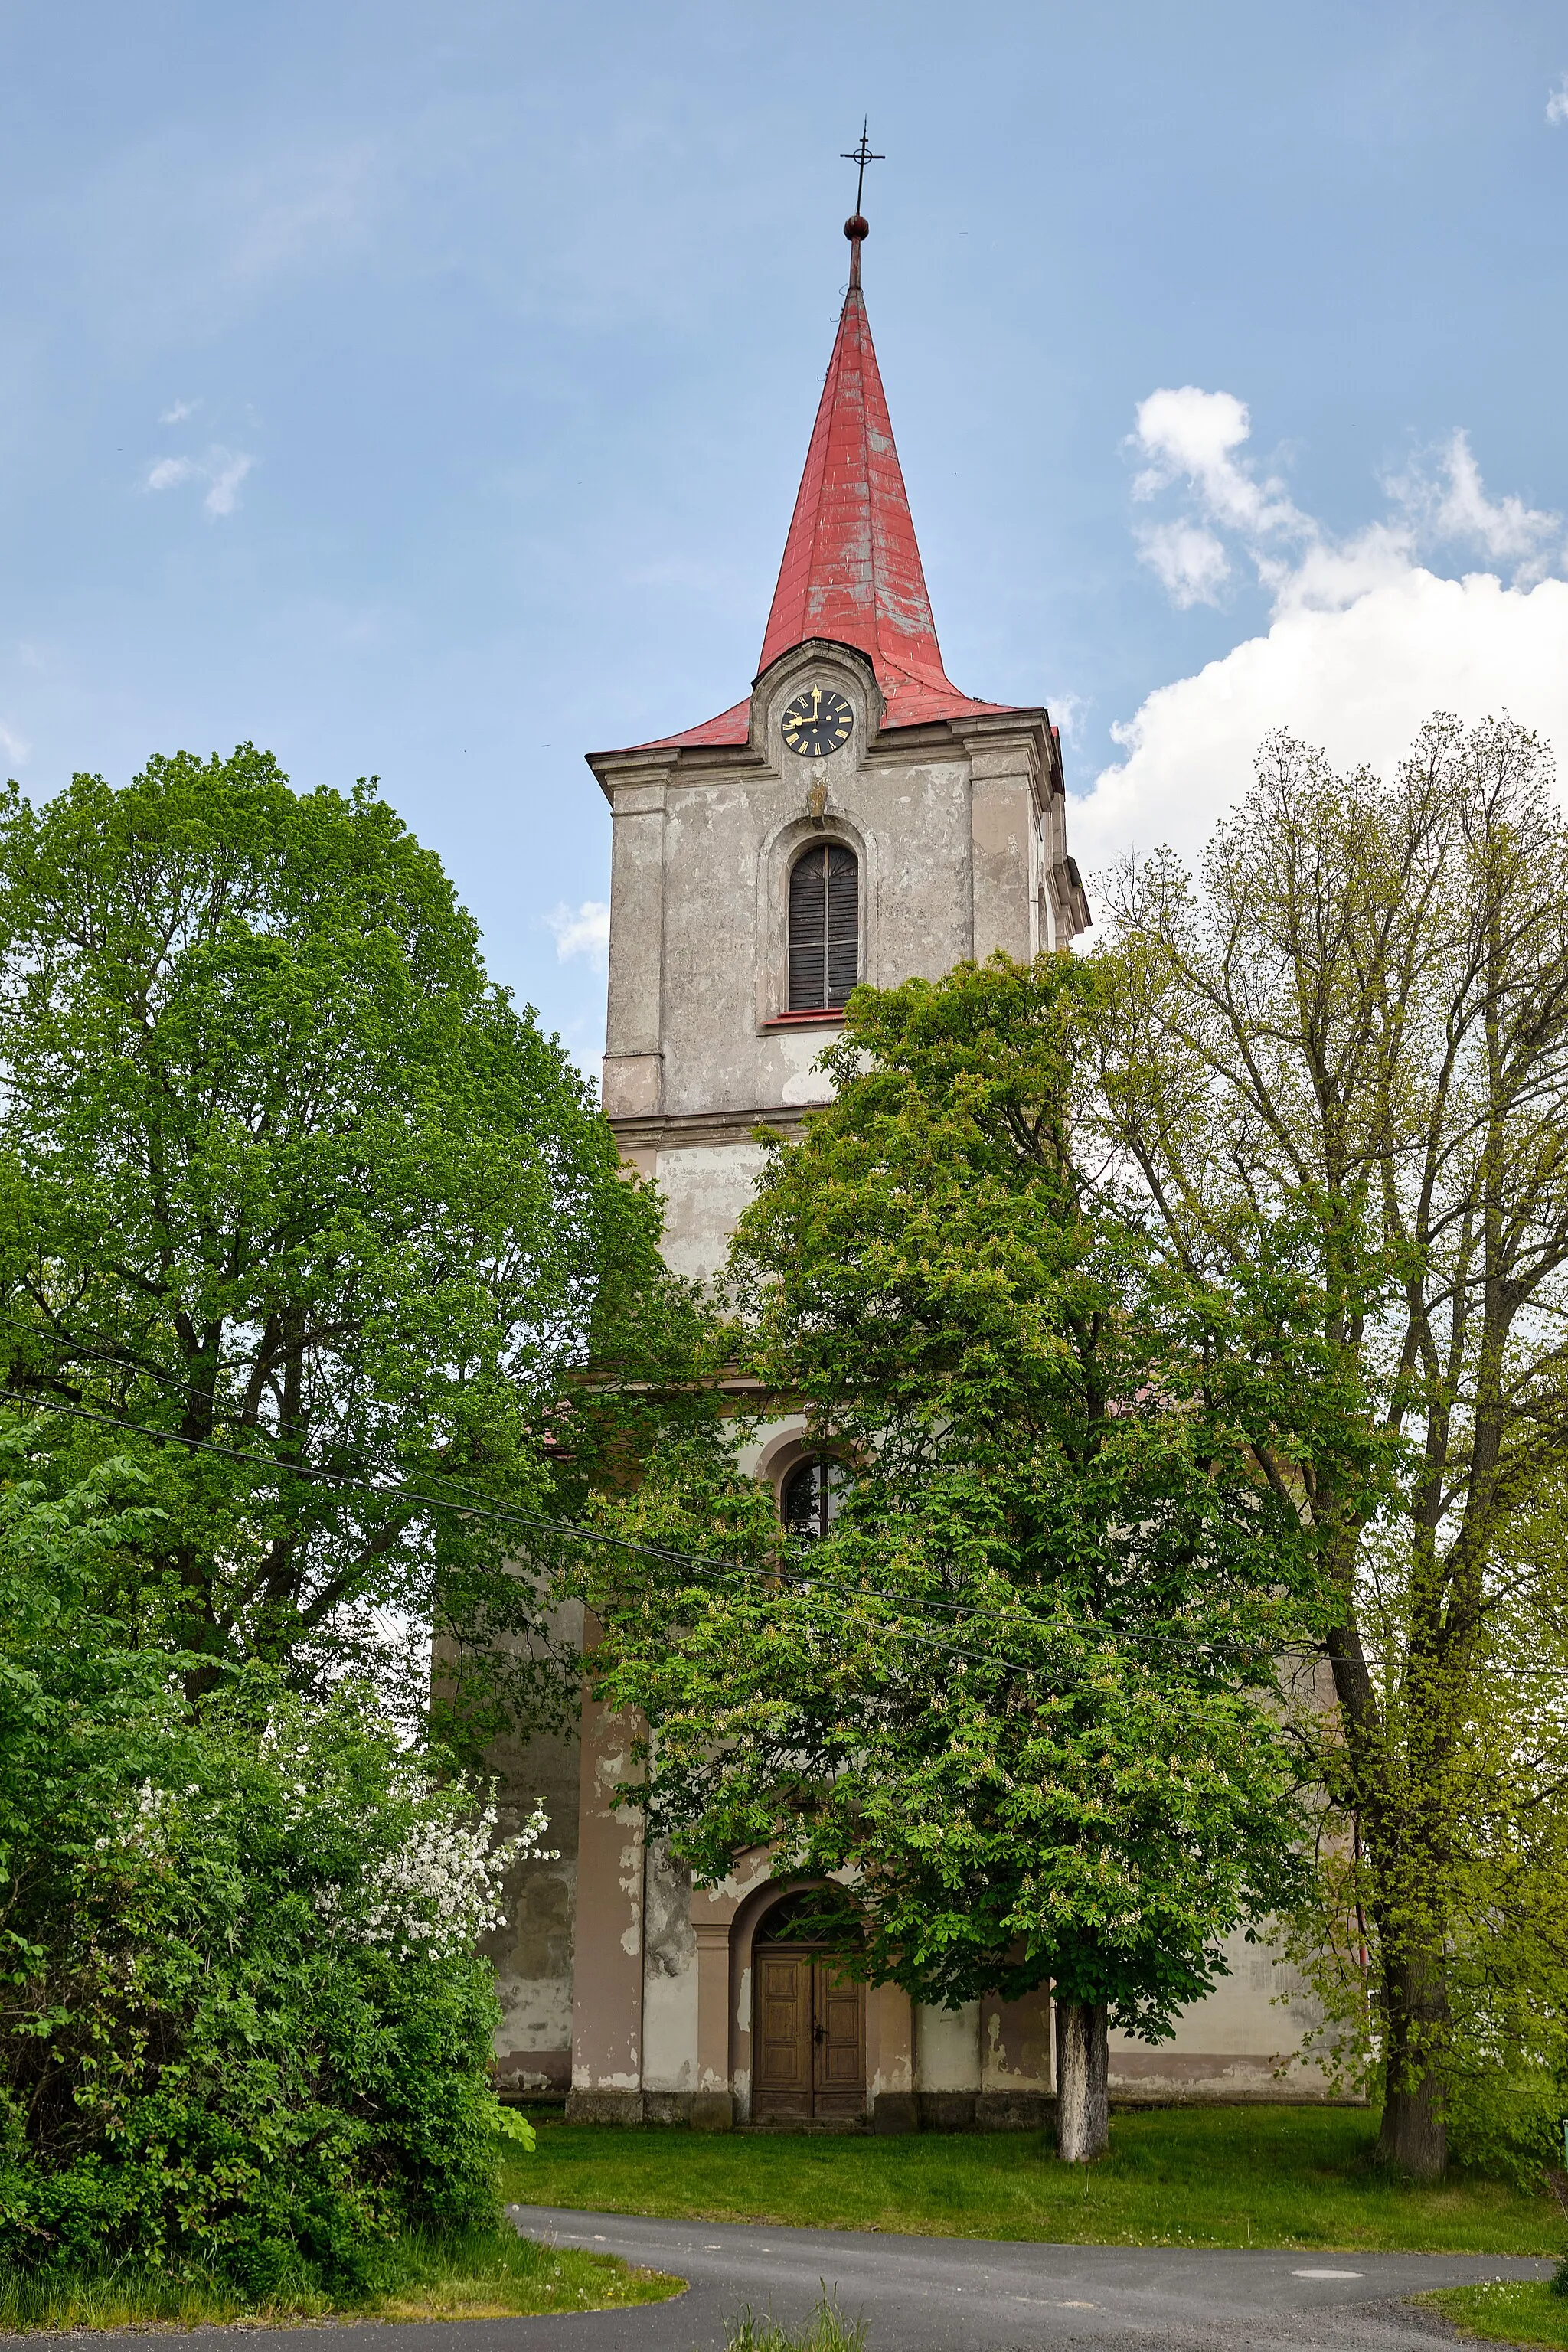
[0,1336,1286,1670]
[0,1380,1046,1672]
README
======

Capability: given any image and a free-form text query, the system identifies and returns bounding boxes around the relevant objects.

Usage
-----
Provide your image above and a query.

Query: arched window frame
[756,812,877,1033]
[786,840,860,1013]
[780,1455,849,1541]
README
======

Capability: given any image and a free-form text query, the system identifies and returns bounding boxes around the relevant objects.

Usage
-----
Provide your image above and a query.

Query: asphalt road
[29,2210,1552,2352]
[499,2207,1550,2350]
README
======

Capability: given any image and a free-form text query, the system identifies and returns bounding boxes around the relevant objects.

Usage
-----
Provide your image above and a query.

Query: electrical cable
[0,1380,1272,1676]
[0,1334,1286,1668]
[0,1383,1051,1671]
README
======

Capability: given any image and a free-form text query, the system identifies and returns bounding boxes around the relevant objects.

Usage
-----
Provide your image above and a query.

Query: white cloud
[198,452,254,516]
[1076,570,1568,883]
[1044,689,1089,745]
[1386,430,1560,578]
[144,444,255,518]
[1129,388,1563,611]
[0,719,31,767]
[1136,519,1231,609]
[1547,74,1568,124]
[1132,387,1312,549]
[1071,397,1568,884]
[1268,519,1415,615]
[159,397,199,423]
[547,900,611,969]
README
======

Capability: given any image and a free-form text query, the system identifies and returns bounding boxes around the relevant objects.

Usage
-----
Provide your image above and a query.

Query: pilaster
[566,1677,646,2123]
[603,766,669,1119]
[691,1917,735,2130]
[962,724,1047,966]
[867,1981,919,2132]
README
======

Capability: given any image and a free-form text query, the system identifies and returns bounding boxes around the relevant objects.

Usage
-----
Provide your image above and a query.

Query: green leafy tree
[586,954,1321,2160]
[0,746,670,1732]
[1099,714,1568,2177]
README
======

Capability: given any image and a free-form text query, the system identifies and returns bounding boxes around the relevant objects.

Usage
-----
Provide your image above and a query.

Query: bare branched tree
[1097,714,1568,2177]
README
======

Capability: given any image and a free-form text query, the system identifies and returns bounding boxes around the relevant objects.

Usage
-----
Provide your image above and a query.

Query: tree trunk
[1376,1950,1449,2180]
[1055,1999,1109,2162]
[1379,2068,1446,2180]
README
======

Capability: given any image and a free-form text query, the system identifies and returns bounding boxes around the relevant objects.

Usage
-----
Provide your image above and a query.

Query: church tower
[588,201,1089,1284]
[488,197,1325,2130]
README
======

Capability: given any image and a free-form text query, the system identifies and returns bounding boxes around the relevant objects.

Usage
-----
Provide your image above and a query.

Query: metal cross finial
[841,121,884,217]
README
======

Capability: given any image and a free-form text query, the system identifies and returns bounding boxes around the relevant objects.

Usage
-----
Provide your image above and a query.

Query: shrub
[0,1440,544,2295]
[1442,2059,1567,2192]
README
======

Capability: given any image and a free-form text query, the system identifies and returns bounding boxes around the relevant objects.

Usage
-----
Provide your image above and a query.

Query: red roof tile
[645,696,752,750]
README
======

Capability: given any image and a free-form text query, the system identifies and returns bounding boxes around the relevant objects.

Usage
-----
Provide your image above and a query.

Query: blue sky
[3,1,1567,1066]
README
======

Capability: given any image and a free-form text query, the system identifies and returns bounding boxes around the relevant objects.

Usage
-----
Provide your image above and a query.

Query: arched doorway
[750,1888,866,2122]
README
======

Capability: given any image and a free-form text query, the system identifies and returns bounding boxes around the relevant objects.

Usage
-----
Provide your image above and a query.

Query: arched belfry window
[782,1458,848,1540]
[788,843,858,1012]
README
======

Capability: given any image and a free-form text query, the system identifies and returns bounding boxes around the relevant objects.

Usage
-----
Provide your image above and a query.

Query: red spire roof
[617,240,1017,754]
[753,276,1008,727]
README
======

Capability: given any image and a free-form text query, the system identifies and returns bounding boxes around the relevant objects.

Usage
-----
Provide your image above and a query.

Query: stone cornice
[588,704,1064,803]
[607,1103,819,1153]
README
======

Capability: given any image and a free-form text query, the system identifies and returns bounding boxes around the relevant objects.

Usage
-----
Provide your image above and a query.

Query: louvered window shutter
[788,844,859,1011]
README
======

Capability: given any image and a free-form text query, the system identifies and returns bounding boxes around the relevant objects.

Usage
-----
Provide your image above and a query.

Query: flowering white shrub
[345,1795,557,1957]
[103,1714,557,1963]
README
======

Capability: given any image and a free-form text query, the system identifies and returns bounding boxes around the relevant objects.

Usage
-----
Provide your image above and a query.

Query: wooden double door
[753,1945,866,2122]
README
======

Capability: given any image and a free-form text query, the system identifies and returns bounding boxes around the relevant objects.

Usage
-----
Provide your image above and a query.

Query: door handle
[813,2024,825,2043]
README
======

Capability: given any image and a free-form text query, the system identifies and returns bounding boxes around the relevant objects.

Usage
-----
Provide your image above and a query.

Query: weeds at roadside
[724,2288,868,2351]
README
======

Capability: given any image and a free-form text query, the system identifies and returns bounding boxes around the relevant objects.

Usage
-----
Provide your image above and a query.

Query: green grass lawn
[0,2226,684,2333]
[1421,2283,1568,2346]
[500,2104,1563,2257]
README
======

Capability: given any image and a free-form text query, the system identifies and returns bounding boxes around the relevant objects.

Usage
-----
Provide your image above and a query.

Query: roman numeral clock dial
[781,684,854,758]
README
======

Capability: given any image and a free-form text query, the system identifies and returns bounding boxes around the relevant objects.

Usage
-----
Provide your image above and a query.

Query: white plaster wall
[492,1954,574,2073]
[915,1999,982,2092]
[642,1970,697,2092]
[775,1026,838,1106]
[1159,1927,1318,2054]
[657,750,976,1125]
[642,1841,699,2093]
[481,1670,580,2090]
[733,1415,805,1479]
[654,1140,771,1283]
[659,776,766,1118]
[1108,1925,1330,2092]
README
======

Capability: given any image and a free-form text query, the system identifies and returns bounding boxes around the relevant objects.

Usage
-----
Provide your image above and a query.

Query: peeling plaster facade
[486,225,1336,2126]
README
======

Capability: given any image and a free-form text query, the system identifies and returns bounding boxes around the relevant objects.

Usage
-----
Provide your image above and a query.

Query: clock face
[781,684,854,760]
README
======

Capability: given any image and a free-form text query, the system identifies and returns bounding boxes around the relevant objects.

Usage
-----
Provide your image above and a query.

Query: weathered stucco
[652,1142,771,1285]
[462,1601,583,2102]
[596,639,1073,1289]
[1106,1926,1331,2102]
[642,1840,699,2096]
[487,527,1324,2121]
